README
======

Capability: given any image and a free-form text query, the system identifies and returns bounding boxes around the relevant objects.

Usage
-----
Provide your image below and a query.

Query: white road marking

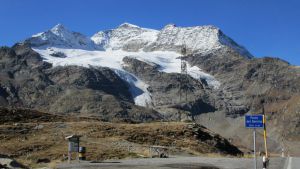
[287,157,292,169]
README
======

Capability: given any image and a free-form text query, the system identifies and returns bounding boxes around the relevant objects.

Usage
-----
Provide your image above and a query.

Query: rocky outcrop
[188,124,243,155]
[122,56,218,120]
[0,154,28,169]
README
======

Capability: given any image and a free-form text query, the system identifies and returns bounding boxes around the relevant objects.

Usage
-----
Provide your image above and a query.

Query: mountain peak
[26,23,97,49]
[118,22,140,29]
[164,23,177,29]
[52,23,65,29]
[147,24,253,58]
[50,23,70,36]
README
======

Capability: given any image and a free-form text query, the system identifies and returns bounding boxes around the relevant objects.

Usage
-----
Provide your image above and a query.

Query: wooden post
[68,151,71,164]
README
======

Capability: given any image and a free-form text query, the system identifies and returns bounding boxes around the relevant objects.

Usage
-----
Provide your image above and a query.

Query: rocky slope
[0,44,161,122]
[186,47,300,154]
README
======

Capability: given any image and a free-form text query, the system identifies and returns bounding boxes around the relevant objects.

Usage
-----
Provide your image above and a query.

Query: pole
[77,139,80,163]
[253,129,257,169]
[68,141,71,163]
[263,114,268,158]
[262,102,268,158]
[68,151,71,163]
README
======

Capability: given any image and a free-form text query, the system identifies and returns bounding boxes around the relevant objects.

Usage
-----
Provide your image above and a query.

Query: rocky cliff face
[187,47,300,114]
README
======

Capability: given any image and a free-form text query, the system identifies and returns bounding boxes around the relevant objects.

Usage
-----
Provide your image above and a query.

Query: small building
[65,135,82,163]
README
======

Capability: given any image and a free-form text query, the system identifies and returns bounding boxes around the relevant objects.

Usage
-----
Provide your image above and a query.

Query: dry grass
[0,121,240,168]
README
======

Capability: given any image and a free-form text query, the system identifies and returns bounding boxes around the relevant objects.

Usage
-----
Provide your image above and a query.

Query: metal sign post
[253,129,257,169]
[245,115,263,169]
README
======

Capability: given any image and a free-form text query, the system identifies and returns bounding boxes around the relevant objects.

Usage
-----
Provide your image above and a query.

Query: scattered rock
[36,158,50,163]
[0,155,28,169]
[49,51,67,58]
[33,124,44,130]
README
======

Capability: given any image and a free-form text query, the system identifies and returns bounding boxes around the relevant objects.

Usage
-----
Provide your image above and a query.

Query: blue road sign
[245,115,264,128]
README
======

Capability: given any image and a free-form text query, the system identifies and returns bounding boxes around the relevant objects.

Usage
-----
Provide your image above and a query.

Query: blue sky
[1,0,300,65]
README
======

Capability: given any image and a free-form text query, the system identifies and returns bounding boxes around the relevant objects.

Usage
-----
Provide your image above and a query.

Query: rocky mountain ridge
[26,23,252,58]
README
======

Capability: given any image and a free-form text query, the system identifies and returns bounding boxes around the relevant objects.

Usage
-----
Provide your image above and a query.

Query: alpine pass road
[58,156,288,169]
[286,157,300,169]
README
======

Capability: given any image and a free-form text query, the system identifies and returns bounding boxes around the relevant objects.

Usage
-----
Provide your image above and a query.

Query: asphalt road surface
[57,156,287,169]
[285,157,300,169]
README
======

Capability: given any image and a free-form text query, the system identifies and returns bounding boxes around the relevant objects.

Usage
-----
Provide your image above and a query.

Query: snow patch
[118,22,140,28]
[113,69,152,107]
[32,32,44,38]
[187,66,220,88]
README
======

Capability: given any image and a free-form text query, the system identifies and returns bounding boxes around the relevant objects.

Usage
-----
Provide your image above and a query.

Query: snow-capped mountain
[25,24,99,50]
[26,23,252,58]
[144,24,253,58]
[23,23,253,107]
[91,23,159,51]
[90,23,252,58]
